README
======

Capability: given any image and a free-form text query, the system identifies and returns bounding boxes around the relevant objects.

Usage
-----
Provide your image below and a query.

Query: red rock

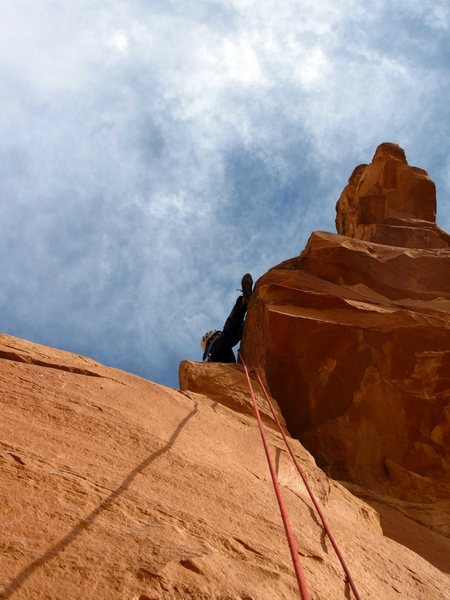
[241,144,450,516]
[178,359,288,431]
[335,142,450,248]
[1,334,449,598]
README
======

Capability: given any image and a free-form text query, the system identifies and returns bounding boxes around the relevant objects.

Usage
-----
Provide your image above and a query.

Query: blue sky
[1,0,450,388]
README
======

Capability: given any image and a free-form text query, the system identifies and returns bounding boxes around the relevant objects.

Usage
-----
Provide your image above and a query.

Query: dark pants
[203,296,247,363]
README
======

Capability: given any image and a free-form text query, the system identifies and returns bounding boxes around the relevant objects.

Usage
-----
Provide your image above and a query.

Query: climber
[201,273,253,363]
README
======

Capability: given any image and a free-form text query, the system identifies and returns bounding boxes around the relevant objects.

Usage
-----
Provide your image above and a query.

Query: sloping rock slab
[1,334,448,599]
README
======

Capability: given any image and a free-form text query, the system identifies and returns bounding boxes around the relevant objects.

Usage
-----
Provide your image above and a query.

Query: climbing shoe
[241,273,253,301]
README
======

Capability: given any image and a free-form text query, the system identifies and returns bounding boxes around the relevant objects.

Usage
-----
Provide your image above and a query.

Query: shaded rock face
[1,334,449,598]
[241,143,450,509]
[335,142,450,248]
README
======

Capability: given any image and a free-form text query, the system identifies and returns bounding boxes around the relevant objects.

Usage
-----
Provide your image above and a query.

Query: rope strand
[252,367,362,600]
[240,355,311,600]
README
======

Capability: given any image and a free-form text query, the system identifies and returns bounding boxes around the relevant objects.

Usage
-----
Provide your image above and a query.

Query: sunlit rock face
[241,143,450,507]
[5,334,450,598]
[335,142,450,248]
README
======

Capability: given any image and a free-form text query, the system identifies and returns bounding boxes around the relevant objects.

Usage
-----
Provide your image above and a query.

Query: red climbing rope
[251,366,362,600]
[240,357,311,600]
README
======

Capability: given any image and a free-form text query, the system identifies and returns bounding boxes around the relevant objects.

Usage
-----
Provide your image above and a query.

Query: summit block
[335,142,450,248]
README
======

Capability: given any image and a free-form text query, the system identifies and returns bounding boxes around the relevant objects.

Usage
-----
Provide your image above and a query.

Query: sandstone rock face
[1,334,449,598]
[335,142,450,248]
[241,144,450,523]
[179,360,288,431]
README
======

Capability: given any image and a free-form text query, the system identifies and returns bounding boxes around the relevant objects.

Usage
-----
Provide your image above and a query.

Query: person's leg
[222,274,253,347]
[221,296,247,348]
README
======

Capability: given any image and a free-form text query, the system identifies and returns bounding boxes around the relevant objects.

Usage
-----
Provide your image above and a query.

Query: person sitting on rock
[201,273,253,363]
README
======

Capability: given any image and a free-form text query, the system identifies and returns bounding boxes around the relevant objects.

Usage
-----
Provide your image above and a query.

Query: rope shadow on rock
[1,402,199,599]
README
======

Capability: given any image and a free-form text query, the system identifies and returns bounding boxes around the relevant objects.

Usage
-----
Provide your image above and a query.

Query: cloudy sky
[1,0,449,388]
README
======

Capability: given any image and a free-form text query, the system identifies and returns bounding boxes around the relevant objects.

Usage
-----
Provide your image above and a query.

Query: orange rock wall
[242,144,450,505]
[1,334,449,597]
[335,142,450,248]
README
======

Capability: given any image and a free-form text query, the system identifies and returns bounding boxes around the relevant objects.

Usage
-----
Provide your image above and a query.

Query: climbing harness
[239,352,362,600]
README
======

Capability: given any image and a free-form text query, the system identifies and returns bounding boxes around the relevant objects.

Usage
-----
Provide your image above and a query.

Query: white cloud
[109,32,129,54]
[223,37,265,84]
[426,6,449,30]
[294,47,331,87]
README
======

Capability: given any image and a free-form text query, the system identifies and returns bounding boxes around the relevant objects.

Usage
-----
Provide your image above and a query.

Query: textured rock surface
[179,360,288,431]
[241,144,450,527]
[1,334,449,598]
[335,142,450,248]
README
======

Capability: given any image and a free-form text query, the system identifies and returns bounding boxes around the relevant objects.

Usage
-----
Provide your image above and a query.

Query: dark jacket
[203,332,236,363]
